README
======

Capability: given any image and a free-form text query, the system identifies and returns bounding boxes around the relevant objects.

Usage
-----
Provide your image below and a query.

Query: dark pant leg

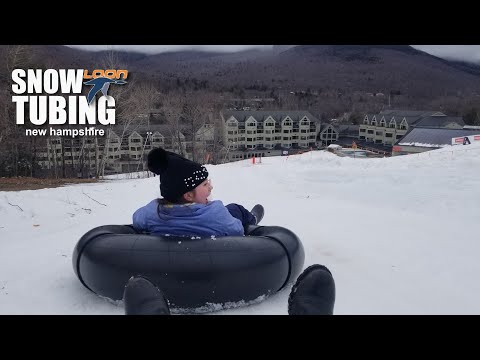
[225,203,256,226]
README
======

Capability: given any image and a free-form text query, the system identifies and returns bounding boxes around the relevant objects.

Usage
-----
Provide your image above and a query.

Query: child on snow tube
[132,147,264,237]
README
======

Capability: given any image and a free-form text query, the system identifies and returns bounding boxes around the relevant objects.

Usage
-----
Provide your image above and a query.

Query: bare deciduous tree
[0,46,39,177]
[182,92,219,162]
[159,91,186,156]
[95,52,160,177]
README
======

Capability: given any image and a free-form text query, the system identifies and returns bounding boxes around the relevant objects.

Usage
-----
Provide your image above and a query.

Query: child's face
[188,178,213,204]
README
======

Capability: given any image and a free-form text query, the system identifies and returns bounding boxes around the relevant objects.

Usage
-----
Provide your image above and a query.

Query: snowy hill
[1,143,480,314]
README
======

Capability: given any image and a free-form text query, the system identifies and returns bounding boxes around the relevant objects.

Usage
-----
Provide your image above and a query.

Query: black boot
[251,204,264,225]
[288,264,335,315]
[123,276,171,315]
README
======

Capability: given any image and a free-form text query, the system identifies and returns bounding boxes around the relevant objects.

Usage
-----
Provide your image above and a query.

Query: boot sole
[288,264,332,309]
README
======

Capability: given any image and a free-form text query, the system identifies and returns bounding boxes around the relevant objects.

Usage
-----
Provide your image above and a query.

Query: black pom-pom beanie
[147,147,209,202]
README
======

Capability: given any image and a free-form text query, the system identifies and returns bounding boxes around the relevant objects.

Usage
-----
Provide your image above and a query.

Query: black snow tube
[72,224,305,311]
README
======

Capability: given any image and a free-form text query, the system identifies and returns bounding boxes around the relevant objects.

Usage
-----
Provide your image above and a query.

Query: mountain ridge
[2,44,480,120]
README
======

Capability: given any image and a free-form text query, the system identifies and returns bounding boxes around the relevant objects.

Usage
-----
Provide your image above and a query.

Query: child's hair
[158,193,190,205]
[156,194,194,220]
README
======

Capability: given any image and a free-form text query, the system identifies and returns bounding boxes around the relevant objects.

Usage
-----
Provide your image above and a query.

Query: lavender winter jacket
[132,199,245,237]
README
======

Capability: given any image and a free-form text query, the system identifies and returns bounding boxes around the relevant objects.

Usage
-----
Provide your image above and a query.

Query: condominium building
[36,110,326,175]
[359,110,464,146]
[221,110,321,162]
[36,123,217,176]
[318,123,340,146]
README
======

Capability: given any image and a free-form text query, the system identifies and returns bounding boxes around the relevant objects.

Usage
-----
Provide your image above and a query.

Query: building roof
[365,110,465,127]
[320,123,338,132]
[397,128,479,148]
[415,116,464,128]
[337,124,359,136]
[379,109,443,117]
[222,110,320,123]
[365,113,425,125]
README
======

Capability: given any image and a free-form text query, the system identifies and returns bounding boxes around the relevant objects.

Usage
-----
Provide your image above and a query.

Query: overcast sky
[66,45,272,54]
[411,45,480,63]
[66,45,480,63]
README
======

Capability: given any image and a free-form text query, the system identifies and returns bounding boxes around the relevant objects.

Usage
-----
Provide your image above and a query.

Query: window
[227,119,238,127]
[300,118,310,126]
[389,117,396,128]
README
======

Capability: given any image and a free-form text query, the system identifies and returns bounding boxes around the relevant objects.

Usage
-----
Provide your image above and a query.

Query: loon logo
[83,69,128,104]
